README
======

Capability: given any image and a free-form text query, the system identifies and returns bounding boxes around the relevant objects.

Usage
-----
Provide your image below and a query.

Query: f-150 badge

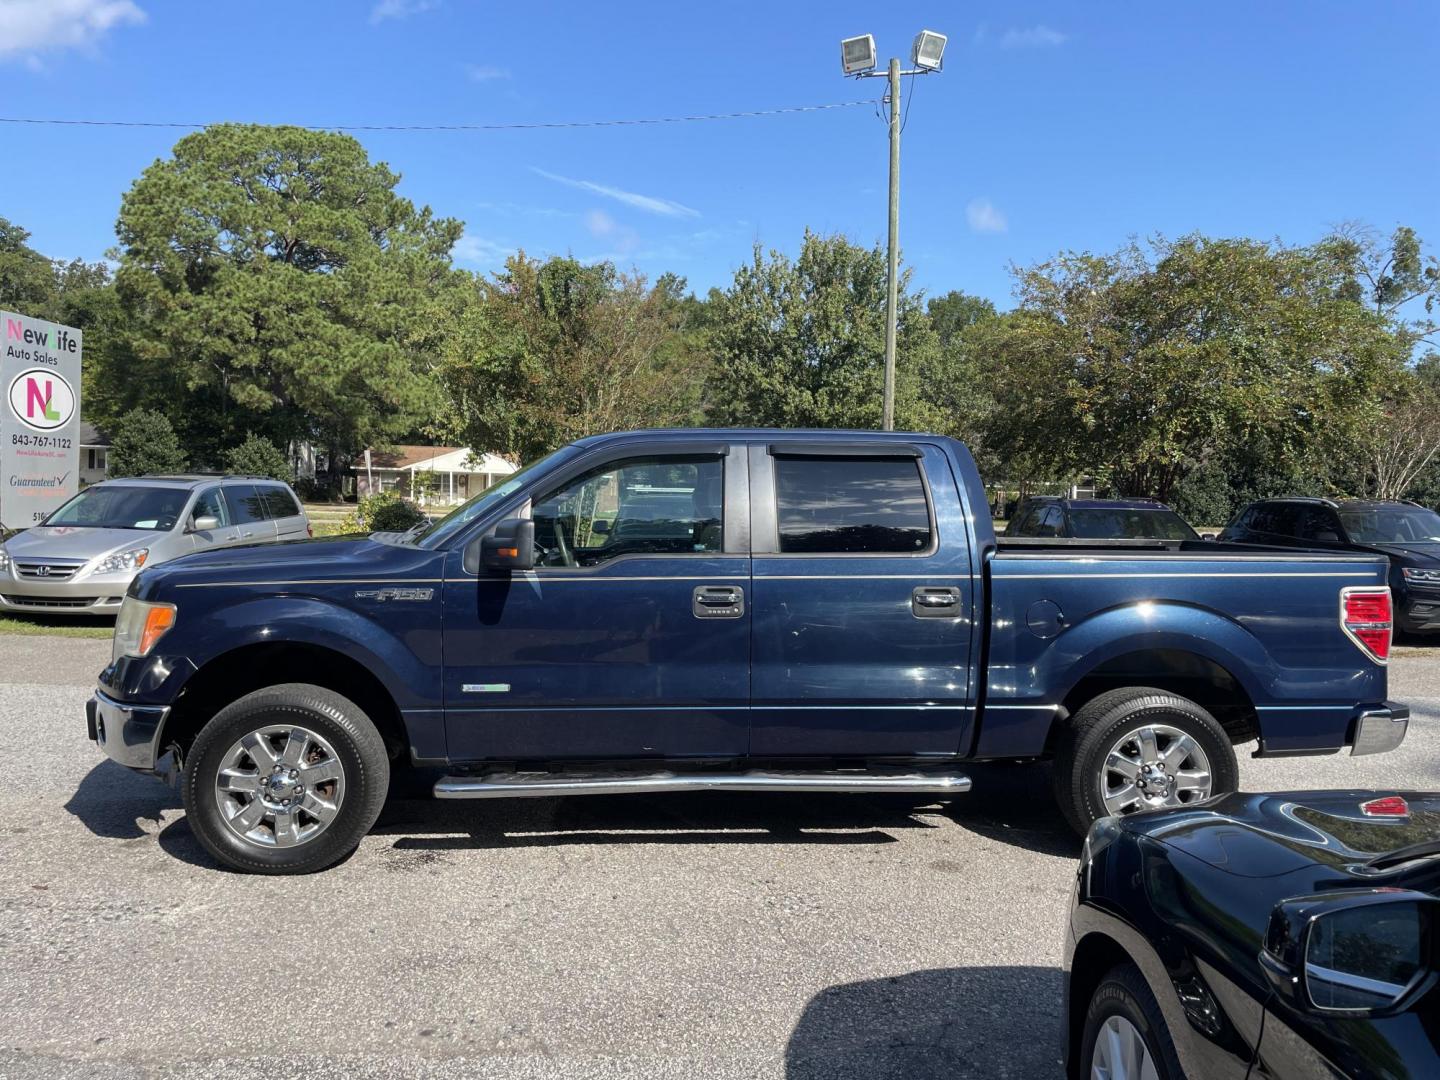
[354,587,435,602]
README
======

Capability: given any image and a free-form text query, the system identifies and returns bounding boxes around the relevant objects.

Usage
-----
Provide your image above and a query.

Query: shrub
[348,490,428,533]
[106,408,187,478]
[223,434,292,481]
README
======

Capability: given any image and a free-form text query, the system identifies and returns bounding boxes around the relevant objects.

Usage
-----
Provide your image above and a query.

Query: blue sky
[1,1,1436,308]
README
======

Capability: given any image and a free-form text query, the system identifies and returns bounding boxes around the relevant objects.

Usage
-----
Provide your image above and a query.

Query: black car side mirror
[1260,889,1438,1014]
[481,519,535,572]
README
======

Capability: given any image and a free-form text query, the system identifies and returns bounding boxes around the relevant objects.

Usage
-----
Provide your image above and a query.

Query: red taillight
[1361,795,1409,817]
[1341,586,1392,663]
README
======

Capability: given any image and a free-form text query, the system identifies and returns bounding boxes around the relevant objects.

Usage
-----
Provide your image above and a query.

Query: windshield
[1339,508,1440,544]
[1068,508,1198,541]
[42,485,190,531]
[412,449,568,548]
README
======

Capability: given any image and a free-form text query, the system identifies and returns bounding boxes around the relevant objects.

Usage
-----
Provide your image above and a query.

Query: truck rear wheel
[1052,687,1237,835]
[181,683,390,874]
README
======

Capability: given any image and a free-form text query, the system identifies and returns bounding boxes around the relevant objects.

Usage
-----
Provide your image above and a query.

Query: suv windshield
[1067,508,1198,540]
[1339,507,1440,544]
[412,449,568,549]
[43,485,190,531]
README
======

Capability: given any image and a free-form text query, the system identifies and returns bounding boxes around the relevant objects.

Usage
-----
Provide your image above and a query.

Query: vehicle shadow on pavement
[786,965,1064,1079]
[63,759,180,841]
[937,762,1084,860]
[377,786,950,851]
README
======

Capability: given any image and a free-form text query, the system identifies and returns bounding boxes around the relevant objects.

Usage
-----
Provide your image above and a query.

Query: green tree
[440,254,707,461]
[223,433,293,481]
[0,216,60,314]
[926,290,997,348]
[107,408,188,478]
[976,235,1403,500]
[705,231,951,432]
[110,123,465,479]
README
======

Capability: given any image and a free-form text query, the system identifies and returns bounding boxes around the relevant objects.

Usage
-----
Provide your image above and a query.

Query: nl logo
[7,368,77,431]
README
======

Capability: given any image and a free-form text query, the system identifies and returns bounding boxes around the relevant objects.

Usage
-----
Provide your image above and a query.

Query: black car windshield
[412,448,570,548]
[1339,508,1440,544]
[1067,508,1198,541]
[43,485,190,531]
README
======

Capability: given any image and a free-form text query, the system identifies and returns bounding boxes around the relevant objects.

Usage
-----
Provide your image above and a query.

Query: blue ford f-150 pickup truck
[87,429,1410,874]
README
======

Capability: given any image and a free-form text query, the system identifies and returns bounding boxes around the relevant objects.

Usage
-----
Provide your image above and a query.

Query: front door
[747,441,977,758]
[443,443,751,762]
[187,486,241,551]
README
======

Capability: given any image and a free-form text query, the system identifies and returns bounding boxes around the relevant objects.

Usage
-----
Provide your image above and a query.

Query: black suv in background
[1221,497,1440,635]
[1006,496,1200,541]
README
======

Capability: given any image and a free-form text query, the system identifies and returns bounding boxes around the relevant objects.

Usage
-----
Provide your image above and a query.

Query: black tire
[181,683,390,874]
[1079,963,1185,1080]
[1052,686,1237,835]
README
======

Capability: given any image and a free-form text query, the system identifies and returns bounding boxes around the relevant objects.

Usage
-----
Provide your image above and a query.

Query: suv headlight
[112,597,176,662]
[1401,567,1440,584]
[96,548,149,575]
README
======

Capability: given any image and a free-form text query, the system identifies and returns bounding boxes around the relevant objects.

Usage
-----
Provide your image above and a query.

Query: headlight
[96,548,149,575]
[1401,567,1440,584]
[0,546,9,572]
[112,597,177,662]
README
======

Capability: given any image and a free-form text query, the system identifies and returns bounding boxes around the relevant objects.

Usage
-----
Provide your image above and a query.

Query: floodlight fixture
[911,30,947,72]
[840,34,877,76]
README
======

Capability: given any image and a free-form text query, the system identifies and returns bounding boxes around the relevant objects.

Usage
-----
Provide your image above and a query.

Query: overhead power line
[0,100,876,134]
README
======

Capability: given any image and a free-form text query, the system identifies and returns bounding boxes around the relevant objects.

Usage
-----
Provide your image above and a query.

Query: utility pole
[883,57,901,431]
[840,31,946,431]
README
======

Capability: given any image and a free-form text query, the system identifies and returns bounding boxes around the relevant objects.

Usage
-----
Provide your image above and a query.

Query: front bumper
[1,572,130,615]
[87,688,171,771]
[1399,597,1440,633]
[1350,701,1410,757]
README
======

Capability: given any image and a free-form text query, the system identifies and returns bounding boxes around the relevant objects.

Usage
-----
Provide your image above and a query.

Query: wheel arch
[1066,930,1135,1077]
[161,641,409,763]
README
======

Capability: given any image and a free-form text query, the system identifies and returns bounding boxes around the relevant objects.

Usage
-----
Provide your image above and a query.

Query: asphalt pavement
[0,636,1437,1079]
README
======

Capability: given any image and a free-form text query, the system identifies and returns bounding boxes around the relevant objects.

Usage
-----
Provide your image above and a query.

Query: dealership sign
[1,311,83,530]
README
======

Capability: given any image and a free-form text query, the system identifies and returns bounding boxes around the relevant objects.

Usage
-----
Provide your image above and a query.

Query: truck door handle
[912,586,961,618]
[693,585,745,619]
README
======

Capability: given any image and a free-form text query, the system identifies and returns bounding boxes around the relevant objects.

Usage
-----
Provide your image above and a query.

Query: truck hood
[1127,790,1440,879]
[1360,541,1440,565]
[2,524,166,562]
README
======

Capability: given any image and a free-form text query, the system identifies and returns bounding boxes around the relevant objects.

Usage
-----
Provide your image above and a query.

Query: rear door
[442,441,752,761]
[259,485,308,540]
[223,483,278,542]
[747,441,977,758]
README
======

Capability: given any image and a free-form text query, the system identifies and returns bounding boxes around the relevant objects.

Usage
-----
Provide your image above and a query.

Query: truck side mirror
[481,519,535,571]
[191,515,220,532]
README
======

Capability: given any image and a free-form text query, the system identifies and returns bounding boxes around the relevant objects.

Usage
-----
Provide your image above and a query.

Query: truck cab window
[774,456,931,554]
[530,455,723,568]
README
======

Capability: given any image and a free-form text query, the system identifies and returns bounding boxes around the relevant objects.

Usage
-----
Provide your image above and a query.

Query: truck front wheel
[1052,687,1237,835]
[181,683,390,874]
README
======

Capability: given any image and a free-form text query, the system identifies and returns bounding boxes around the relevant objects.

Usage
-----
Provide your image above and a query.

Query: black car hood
[1356,541,1440,565]
[1126,791,1440,879]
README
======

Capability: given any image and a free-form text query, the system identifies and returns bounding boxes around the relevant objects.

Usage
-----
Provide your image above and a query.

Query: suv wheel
[1053,687,1237,835]
[181,684,389,874]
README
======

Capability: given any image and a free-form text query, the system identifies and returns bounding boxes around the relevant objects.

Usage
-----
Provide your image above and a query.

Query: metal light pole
[841,31,946,431]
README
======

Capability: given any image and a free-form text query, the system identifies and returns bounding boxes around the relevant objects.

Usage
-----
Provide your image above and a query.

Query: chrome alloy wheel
[213,725,346,848]
[1091,1014,1160,1080]
[1100,723,1212,817]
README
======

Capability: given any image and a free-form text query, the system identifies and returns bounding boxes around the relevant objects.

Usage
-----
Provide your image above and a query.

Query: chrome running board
[433,769,971,800]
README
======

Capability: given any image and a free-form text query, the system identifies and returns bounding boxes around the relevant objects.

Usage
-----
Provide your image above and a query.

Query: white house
[353,445,516,506]
[80,421,111,487]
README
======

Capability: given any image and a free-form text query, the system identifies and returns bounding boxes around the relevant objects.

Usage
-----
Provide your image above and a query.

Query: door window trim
[749,443,940,559]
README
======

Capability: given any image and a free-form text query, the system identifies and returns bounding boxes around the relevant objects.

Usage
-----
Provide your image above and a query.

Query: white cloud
[532,168,700,219]
[584,209,641,254]
[0,0,146,63]
[453,233,513,266]
[369,0,438,25]
[465,63,510,82]
[966,198,1008,234]
[999,25,1066,49]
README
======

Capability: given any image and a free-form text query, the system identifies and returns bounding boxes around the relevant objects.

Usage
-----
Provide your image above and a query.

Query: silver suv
[0,475,310,616]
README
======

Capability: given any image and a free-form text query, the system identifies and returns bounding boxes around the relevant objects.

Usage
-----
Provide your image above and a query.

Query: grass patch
[0,615,113,638]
